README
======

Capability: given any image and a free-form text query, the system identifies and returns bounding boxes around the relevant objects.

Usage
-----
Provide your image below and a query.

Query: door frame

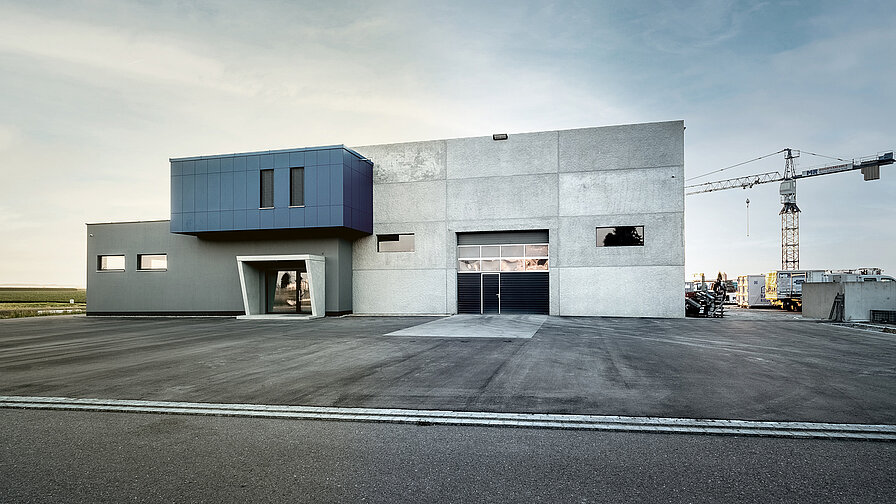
[481,273,500,314]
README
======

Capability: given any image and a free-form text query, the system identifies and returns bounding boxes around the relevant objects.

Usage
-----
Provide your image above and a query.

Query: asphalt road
[2,409,894,504]
[1,313,894,423]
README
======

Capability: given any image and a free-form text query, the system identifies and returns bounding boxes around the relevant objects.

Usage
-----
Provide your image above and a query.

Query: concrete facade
[87,120,685,318]
[803,281,896,321]
[351,120,685,317]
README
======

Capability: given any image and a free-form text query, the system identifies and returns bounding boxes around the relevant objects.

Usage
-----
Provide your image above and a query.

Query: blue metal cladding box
[170,145,373,235]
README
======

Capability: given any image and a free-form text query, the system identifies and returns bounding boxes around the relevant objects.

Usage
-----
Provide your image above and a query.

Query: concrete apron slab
[2,396,894,440]
[385,314,548,339]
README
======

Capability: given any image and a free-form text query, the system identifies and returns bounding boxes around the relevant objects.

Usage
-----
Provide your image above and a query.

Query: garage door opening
[456,231,549,315]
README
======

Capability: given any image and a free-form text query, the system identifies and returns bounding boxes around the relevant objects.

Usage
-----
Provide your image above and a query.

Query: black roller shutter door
[457,273,481,314]
[500,272,549,314]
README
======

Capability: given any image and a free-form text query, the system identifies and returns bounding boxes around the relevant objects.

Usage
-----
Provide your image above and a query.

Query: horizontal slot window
[138,254,168,271]
[97,255,125,271]
[596,226,644,247]
[377,233,415,253]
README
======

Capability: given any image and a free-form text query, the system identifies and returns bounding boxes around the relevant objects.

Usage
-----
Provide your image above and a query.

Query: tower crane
[685,149,894,270]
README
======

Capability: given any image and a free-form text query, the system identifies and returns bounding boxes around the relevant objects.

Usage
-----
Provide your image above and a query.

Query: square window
[596,226,644,247]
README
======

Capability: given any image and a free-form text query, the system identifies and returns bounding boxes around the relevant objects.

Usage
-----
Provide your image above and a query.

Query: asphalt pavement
[2,312,895,503]
[2,408,894,504]
[1,311,895,423]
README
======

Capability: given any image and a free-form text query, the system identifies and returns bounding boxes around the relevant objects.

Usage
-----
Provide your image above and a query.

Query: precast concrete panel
[373,180,447,224]
[352,221,448,271]
[558,213,684,267]
[558,121,685,173]
[557,265,685,317]
[354,140,447,184]
[447,173,559,221]
[352,269,448,314]
[558,167,683,216]
[446,131,558,179]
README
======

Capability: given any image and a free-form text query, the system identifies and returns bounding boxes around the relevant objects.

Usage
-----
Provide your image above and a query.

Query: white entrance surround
[235,255,326,318]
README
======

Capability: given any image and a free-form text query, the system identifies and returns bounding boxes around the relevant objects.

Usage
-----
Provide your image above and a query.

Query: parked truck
[737,275,771,308]
[765,270,825,311]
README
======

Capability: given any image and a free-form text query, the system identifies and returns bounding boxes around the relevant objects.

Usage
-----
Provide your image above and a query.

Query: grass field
[0,288,86,303]
[0,288,87,319]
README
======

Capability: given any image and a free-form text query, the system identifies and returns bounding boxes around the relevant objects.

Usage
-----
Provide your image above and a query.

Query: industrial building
[87,120,685,318]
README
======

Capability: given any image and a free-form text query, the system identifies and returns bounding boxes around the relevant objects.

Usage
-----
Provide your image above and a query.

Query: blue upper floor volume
[169,145,373,235]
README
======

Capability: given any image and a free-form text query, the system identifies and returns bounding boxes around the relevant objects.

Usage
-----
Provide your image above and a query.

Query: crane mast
[780,149,800,270]
[686,149,894,271]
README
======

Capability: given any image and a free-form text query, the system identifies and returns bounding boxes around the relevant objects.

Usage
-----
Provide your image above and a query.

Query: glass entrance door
[267,270,312,314]
[270,270,298,313]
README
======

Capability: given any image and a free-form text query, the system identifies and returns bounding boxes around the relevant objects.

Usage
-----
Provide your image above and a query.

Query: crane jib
[796,162,852,179]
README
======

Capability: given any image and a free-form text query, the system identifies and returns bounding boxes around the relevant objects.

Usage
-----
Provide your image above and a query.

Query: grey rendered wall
[804,282,896,321]
[87,221,353,314]
[352,120,685,317]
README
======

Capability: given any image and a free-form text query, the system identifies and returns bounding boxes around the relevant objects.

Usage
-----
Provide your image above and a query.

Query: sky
[0,0,893,287]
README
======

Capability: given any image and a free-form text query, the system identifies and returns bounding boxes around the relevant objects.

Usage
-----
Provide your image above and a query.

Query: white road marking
[1,396,894,440]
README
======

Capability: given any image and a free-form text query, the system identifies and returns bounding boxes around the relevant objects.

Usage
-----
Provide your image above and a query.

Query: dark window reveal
[596,226,644,247]
[260,169,274,208]
[290,167,304,206]
[377,234,415,252]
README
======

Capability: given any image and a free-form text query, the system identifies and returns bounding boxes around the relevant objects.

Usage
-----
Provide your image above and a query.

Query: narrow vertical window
[260,169,274,208]
[290,167,304,206]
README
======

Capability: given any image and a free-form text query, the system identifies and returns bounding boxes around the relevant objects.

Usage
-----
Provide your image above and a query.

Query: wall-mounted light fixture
[492,133,508,141]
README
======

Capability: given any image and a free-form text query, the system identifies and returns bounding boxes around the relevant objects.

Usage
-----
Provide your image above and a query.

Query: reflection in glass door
[268,270,312,314]
[270,270,298,313]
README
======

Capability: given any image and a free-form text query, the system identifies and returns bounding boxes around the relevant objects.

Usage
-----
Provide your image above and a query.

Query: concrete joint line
[1,396,894,441]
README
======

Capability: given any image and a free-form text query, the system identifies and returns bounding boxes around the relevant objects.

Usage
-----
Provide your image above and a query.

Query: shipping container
[737,275,771,308]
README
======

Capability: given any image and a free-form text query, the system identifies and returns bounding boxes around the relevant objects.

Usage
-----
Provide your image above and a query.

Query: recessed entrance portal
[236,254,325,318]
